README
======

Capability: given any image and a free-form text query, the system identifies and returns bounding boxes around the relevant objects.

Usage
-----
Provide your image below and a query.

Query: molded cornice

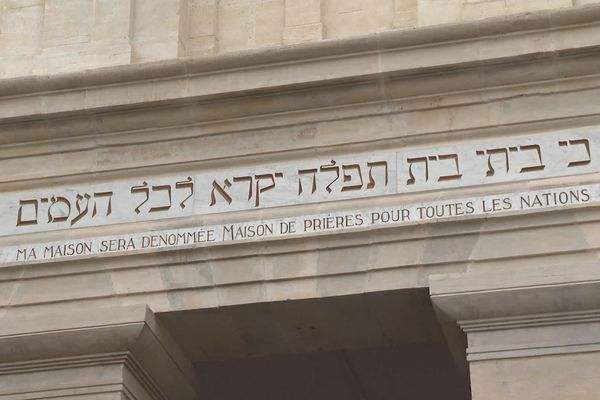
[430,264,600,360]
[0,305,200,399]
[1,4,600,131]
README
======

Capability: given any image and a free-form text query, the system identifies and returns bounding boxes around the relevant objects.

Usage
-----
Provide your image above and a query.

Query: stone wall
[1,0,599,78]
[3,4,600,398]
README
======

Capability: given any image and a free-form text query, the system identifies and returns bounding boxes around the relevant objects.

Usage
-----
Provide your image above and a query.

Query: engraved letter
[233,176,253,201]
[175,177,194,209]
[16,199,38,226]
[131,182,150,214]
[92,191,113,217]
[518,144,546,173]
[476,148,509,177]
[559,139,591,167]
[437,154,462,181]
[298,168,318,195]
[406,157,429,185]
[47,196,71,223]
[255,172,284,207]
[319,160,340,193]
[366,161,389,189]
[210,179,233,206]
[341,164,363,192]
[149,185,172,213]
[71,193,91,226]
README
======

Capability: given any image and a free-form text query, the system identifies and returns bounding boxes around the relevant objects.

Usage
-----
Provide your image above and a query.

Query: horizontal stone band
[2,183,594,267]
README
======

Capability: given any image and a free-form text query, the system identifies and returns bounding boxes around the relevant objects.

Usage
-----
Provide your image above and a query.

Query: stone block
[42,0,94,47]
[254,0,285,47]
[417,0,463,26]
[132,37,180,63]
[4,0,44,7]
[419,0,573,26]
[1,1,43,57]
[216,282,265,306]
[366,267,422,292]
[132,0,182,61]
[184,0,217,55]
[284,23,323,44]
[285,0,321,26]
[323,0,394,38]
[188,0,217,38]
[91,0,133,44]
[265,278,318,301]
[160,262,215,290]
[283,0,322,43]
[471,353,600,400]
[10,271,115,305]
[317,245,370,275]
[111,266,166,295]
[393,0,418,28]
[0,56,33,79]
[185,35,217,55]
[217,0,251,52]
[211,256,264,285]
[263,251,319,280]
[461,0,508,21]
[504,0,572,14]
[316,273,367,297]
[20,0,133,75]
[133,0,181,42]
[32,41,131,77]
[166,287,220,310]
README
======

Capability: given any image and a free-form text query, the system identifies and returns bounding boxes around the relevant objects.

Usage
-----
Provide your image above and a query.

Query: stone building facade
[2,1,600,399]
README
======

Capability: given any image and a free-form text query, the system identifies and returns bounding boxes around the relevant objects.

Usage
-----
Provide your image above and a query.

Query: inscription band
[3,128,599,237]
[2,183,595,267]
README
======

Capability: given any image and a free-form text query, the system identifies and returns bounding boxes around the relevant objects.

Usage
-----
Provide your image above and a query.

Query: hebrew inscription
[16,191,114,227]
[398,132,597,191]
[2,128,599,238]
[2,183,596,266]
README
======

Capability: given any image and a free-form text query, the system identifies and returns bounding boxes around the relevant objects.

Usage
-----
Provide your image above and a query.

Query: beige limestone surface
[2,0,600,78]
[2,6,600,316]
[431,262,600,400]
[470,353,600,400]
[2,3,600,399]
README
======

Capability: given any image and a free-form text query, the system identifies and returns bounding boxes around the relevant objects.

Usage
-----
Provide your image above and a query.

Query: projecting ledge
[430,262,600,321]
[2,3,600,125]
[430,263,600,400]
[0,305,200,400]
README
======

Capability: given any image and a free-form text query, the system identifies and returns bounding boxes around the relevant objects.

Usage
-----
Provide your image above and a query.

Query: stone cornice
[1,6,600,188]
[0,305,200,400]
[463,310,600,361]
[430,264,600,360]
[430,264,600,321]
[0,353,166,399]
[1,4,600,128]
[460,309,600,332]
[2,4,600,97]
